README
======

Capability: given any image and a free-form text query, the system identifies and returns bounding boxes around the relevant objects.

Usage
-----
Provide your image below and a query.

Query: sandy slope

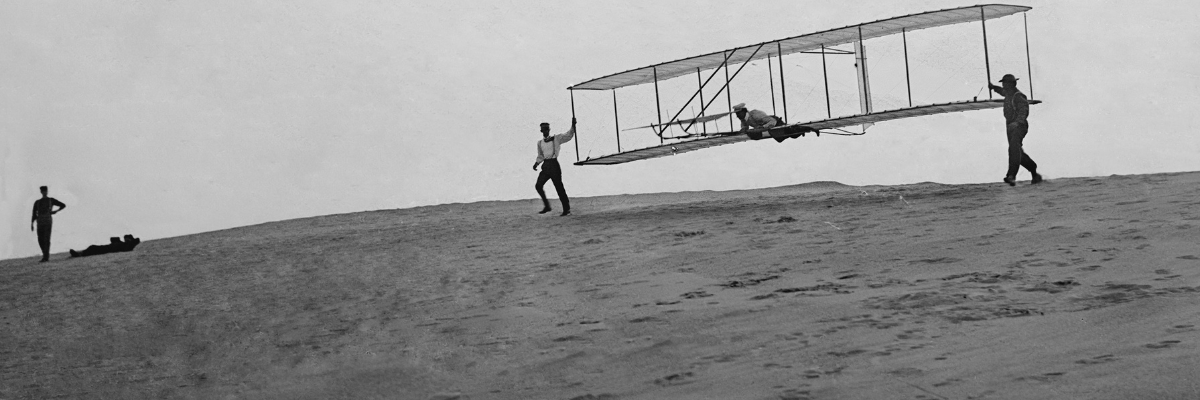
[2,172,1199,400]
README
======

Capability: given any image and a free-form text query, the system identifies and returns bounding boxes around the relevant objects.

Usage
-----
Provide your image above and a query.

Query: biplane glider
[566,4,1041,165]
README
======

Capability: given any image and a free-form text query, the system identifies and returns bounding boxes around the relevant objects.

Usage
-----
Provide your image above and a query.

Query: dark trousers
[536,159,570,211]
[1006,122,1038,179]
[36,218,52,260]
[745,116,813,142]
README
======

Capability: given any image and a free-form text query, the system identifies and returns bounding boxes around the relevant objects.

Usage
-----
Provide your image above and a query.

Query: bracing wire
[819,126,869,136]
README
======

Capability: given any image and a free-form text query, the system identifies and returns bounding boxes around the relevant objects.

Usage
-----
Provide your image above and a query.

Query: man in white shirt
[532,118,576,216]
[733,103,815,142]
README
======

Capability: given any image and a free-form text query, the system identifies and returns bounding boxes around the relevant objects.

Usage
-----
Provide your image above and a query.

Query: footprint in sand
[1015,372,1066,382]
[1074,354,1118,365]
[908,257,964,265]
[826,349,868,357]
[1019,280,1079,293]
[719,275,780,288]
[931,378,964,387]
[801,365,847,380]
[750,293,778,300]
[778,388,813,400]
[1144,340,1182,349]
[866,278,911,289]
[653,371,696,386]
[700,353,739,363]
[1153,271,1182,281]
[775,283,854,295]
[1167,324,1195,334]
[568,393,617,400]
[553,335,588,343]
[887,367,924,377]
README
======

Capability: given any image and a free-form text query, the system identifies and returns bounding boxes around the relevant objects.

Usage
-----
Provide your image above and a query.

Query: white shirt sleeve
[555,125,576,144]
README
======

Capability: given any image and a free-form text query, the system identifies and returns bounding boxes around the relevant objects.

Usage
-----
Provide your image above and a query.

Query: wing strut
[1024,13,1034,100]
[768,54,776,115]
[612,90,621,152]
[696,68,707,135]
[724,52,733,131]
[570,89,578,163]
[821,44,831,118]
[855,25,874,131]
[903,28,912,107]
[653,66,663,144]
[980,6,992,99]
[778,42,789,123]
[856,26,872,115]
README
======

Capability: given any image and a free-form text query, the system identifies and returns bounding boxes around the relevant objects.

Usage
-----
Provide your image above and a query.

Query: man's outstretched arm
[556,118,578,144]
[988,84,1007,97]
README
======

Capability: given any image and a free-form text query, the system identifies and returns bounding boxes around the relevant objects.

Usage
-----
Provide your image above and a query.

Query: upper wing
[569,4,1031,91]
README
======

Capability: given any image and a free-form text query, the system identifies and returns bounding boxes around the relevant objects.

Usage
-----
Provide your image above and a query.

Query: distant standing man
[989,74,1042,186]
[533,118,576,216]
[31,186,66,262]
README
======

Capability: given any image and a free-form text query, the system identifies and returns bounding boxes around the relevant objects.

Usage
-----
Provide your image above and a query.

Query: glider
[565,4,1042,165]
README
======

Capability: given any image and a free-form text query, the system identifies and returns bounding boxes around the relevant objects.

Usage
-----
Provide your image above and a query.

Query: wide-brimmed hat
[999,74,1019,83]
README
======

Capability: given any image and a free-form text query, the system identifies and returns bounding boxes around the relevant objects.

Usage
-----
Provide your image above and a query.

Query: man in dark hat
[30,186,66,262]
[989,74,1042,186]
[533,118,576,216]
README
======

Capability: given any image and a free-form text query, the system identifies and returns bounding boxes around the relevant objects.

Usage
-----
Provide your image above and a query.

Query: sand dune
[3,172,1200,399]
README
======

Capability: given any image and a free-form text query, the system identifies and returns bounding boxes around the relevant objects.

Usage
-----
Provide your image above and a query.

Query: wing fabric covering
[569,4,1030,91]
[573,100,1040,165]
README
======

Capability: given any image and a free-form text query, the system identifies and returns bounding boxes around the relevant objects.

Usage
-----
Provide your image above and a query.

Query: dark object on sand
[69,235,141,258]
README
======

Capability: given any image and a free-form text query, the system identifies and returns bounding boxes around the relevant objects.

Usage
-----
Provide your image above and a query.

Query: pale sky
[3,0,1199,259]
